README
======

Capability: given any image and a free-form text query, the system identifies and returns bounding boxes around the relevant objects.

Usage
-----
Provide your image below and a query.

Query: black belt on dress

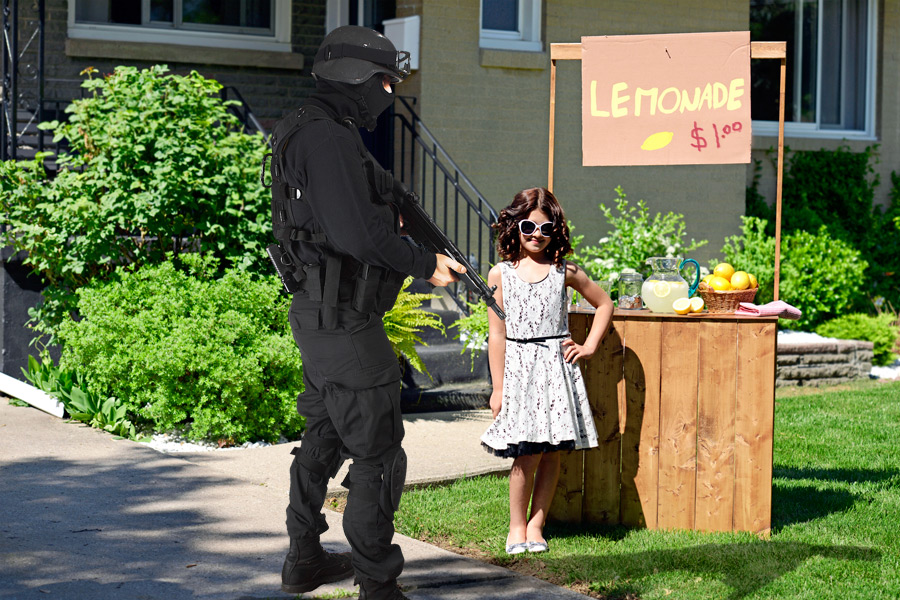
[506,334,569,344]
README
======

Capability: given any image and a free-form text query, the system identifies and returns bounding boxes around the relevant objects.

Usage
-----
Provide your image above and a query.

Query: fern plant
[382,278,445,379]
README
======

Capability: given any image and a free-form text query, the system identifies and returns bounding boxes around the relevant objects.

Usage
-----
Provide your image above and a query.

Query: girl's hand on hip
[489,390,503,419]
[562,338,595,363]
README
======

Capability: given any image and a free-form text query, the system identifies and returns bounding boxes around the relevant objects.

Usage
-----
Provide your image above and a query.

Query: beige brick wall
[412,0,749,266]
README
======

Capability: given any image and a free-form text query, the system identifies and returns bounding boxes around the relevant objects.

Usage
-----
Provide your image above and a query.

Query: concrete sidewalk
[0,398,592,600]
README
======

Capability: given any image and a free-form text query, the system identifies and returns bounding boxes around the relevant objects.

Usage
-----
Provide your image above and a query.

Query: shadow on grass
[533,533,879,600]
[771,465,899,529]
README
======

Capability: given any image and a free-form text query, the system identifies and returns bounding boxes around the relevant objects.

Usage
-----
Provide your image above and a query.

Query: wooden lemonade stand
[548,37,787,535]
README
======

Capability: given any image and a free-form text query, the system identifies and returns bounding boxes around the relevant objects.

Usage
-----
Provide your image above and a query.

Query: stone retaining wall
[777,339,874,387]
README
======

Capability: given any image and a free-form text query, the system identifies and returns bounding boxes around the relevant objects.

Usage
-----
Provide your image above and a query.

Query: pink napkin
[735,300,802,320]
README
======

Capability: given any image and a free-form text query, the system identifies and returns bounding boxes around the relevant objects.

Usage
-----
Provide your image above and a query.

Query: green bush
[720,216,868,330]
[575,186,707,285]
[815,313,900,367]
[780,145,879,244]
[0,65,271,345]
[746,146,900,309]
[56,254,304,444]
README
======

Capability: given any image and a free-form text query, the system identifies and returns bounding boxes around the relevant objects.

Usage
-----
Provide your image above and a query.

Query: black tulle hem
[481,440,576,459]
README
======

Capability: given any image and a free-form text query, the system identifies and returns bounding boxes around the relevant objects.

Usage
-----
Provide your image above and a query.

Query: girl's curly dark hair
[493,187,572,266]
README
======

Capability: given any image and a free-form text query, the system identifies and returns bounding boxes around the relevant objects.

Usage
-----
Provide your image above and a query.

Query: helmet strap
[327,79,380,132]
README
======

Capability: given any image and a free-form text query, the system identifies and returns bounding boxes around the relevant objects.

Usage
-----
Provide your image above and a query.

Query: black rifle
[392,179,506,320]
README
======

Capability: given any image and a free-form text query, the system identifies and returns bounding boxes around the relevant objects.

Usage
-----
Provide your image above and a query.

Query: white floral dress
[481,261,599,458]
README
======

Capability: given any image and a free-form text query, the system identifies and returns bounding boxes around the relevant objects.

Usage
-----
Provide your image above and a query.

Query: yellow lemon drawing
[641,131,674,151]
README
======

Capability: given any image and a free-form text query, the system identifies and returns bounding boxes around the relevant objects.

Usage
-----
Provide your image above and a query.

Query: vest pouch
[374,269,407,314]
[351,264,380,314]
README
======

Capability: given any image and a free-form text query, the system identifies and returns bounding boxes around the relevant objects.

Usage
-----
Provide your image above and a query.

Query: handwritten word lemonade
[642,278,690,313]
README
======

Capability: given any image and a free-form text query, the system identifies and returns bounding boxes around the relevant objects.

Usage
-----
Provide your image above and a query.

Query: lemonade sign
[581,31,752,166]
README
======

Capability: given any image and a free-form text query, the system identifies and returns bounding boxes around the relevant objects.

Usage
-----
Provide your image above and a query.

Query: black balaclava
[311,75,392,132]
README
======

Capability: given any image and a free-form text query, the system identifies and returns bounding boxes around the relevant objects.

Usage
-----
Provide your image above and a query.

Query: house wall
[412,0,750,266]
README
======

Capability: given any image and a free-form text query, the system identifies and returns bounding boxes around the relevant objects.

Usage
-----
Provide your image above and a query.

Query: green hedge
[721,217,867,330]
[56,254,304,444]
[816,313,899,367]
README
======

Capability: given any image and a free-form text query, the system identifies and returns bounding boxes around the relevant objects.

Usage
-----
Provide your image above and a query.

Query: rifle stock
[393,180,506,320]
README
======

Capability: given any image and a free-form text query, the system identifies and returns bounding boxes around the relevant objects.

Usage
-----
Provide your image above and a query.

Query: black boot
[358,578,409,600]
[281,538,353,594]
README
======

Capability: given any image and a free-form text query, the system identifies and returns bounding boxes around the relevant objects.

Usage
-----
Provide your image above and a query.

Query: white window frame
[752,0,878,141]
[479,0,542,52]
[67,0,292,53]
[326,0,367,33]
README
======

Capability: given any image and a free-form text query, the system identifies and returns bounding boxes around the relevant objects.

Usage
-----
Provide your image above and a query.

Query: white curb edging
[0,372,64,418]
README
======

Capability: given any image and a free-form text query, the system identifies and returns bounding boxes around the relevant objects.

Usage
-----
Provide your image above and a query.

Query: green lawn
[394,379,900,599]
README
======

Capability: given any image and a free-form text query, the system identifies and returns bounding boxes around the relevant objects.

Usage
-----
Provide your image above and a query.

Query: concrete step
[400,379,491,413]
[402,340,488,389]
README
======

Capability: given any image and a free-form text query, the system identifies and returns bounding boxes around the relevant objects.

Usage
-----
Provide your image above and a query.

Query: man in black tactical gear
[270,26,464,600]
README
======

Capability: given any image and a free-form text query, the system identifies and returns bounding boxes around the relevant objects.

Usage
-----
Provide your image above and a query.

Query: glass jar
[618,272,644,309]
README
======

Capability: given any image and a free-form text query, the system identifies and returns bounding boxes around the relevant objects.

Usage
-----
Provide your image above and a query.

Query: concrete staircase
[399,283,491,413]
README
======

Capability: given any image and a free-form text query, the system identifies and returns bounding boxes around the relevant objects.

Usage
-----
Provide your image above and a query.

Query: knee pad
[292,433,344,481]
[343,446,407,514]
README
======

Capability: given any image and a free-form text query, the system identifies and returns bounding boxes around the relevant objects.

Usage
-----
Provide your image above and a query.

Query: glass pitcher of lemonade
[642,257,701,313]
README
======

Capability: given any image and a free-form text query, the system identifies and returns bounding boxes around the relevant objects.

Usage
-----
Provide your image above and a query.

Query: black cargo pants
[285,293,405,584]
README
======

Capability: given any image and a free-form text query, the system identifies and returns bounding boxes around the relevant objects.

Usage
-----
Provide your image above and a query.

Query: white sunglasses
[518,219,553,237]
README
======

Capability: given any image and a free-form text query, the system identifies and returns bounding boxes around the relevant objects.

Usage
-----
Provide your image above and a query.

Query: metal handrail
[221,85,267,138]
[392,95,499,313]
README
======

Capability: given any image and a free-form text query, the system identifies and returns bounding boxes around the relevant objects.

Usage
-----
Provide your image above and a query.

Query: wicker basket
[698,286,758,314]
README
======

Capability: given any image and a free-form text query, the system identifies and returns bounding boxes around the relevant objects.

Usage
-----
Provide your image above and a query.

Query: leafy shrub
[780,145,879,244]
[747,146,900,309]
[721,217,867,330]
[816,313,900,366]
[575,186,707,285]
[0,65,271,345]
[451,300,490,370]
[56,254,304,444]
[23,355,140,440]
[383,278,445,378]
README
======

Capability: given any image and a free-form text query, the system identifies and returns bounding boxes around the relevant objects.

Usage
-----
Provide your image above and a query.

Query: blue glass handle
[681,258,701,295]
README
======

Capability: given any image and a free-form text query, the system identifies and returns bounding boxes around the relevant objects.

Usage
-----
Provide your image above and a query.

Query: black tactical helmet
[312,25,411,85]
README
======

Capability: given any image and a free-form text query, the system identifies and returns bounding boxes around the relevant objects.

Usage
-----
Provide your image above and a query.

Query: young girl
[481,187,614,555]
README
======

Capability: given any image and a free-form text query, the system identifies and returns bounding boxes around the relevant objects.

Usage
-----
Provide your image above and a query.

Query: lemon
[690,296,705,312]
[653,281,671,297]
[641,131,674,151]
[713,263,735,281]
[672,297,692,314]
[710,276,732,291]
[730,271,750,290]
[702,274,715,285]
[748,273,758,289]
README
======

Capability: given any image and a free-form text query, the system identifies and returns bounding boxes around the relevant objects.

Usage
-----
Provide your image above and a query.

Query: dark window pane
[483,0,518,31]
[750,0,818,124]
[110,1,141,24]
[245,0,271,28]
[183,0,271,28]
[151,0,174,22]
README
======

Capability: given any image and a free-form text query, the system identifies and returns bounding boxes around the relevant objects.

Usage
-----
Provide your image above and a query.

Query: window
[479,0,542,52]
[750,0,877,139]
[68,0,291,52]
